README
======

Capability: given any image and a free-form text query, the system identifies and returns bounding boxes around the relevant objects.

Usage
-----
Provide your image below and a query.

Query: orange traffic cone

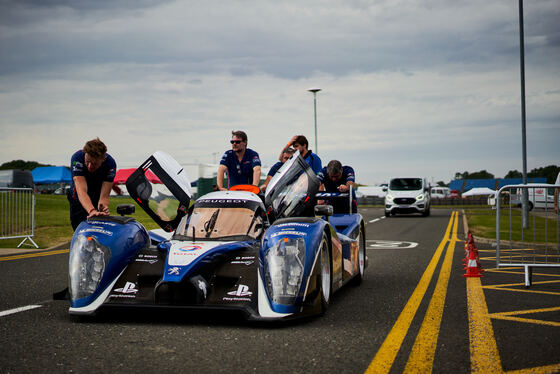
[463,245,483,277]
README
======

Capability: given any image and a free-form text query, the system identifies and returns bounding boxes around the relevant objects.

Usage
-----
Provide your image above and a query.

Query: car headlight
[416,193,425,201]
[264,237,306,305]
[69,234,111,301]
[385,194,394,202]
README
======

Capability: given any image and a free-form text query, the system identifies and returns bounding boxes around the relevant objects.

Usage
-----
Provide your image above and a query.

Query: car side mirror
[117,204,135,216]
[382,187,387,192]
[315,204,333,217]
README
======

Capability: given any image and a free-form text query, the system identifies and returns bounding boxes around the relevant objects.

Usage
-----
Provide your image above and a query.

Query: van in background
[384,177,431,217]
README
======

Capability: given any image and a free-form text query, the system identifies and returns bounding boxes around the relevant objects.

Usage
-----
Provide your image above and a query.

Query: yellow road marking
[404,211,459,372]
[466,276,503,373]
[488,314,560,327]
[0,249,69,262]
[506,363,560,374]
[492,305,560,316]
[482,286,560,296]
[484,280,560,288]
[365,211,456,374]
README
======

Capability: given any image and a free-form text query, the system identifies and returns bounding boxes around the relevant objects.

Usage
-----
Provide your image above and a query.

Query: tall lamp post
[307,88,321,153]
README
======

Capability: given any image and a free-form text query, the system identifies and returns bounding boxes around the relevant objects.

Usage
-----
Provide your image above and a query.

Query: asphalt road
[1,208,559,373]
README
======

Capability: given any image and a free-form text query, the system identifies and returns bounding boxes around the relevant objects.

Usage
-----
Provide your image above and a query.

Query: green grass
[466,208,559,244]
[0,195,160,249]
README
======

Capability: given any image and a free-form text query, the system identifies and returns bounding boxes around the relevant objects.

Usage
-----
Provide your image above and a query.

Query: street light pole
[519,0,529,228]
[307,88,321,153]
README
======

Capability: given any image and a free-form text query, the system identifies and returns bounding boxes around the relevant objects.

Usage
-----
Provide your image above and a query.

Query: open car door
[126,151,192,232]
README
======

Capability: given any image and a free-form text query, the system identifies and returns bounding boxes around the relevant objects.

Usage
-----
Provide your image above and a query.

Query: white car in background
[384,177,431,217]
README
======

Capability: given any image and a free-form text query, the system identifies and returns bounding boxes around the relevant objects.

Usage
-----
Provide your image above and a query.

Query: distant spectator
[279,135,322,178]
[68,138,116,230]
[217,130,261,191]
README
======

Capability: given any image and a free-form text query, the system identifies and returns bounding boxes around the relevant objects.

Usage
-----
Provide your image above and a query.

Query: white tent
[462,187,496,197]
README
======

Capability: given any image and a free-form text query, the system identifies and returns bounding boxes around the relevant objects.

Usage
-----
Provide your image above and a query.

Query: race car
[67,151,366,320]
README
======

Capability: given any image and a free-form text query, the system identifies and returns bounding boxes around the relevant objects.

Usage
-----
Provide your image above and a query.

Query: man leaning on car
[68,138,116,230]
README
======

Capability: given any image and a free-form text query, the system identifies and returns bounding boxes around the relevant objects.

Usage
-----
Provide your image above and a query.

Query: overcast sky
[1,0,558,185]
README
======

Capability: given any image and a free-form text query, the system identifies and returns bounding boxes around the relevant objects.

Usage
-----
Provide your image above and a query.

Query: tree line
[0,160,54,171]
[453,165,559,184]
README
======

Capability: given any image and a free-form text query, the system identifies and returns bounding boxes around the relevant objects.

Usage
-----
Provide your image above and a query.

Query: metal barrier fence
[0,187,38,248]
[496,184,560,286]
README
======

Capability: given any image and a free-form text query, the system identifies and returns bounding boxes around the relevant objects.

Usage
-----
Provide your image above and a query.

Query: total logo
[114,282,138,294]
[227,284,253,297]
[178,245,203,252]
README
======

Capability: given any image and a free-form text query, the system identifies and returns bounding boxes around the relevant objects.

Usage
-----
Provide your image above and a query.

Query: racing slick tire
[319,235,332,314]
[350,225,366,286]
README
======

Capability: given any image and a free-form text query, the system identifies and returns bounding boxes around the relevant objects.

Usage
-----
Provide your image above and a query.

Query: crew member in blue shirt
[217,130,262,190]
[279,135,322,178]
[319,160,357,213]
[68,138,116,230]
[260,147,295,192]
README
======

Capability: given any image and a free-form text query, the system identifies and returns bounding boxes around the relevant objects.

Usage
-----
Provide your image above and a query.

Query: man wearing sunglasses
[217,130,261,191]
[68,138,116,230]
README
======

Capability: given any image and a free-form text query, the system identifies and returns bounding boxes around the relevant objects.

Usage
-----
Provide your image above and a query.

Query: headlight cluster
[69,235,111,301]
[416,193,425,201]
[264,237,306,305]
[385,194,394,202]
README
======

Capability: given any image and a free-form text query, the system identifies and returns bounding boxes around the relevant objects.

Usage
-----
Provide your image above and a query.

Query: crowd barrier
[0,187,38,248]
[496,184,559,286]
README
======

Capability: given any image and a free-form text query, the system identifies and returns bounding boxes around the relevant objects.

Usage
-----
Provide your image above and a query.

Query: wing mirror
[117,204,135,216]
[314,204,333,217]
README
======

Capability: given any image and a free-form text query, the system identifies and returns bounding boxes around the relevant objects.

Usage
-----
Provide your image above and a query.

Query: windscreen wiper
[203,209,220,238]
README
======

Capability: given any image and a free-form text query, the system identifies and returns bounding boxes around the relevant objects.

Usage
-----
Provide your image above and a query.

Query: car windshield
[174,205,263,241]
[390,178,422,191]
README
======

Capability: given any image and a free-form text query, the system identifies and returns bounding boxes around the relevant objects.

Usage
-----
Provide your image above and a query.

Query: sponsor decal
[136,254,159,264]
[168,267,180,275]
[197,280,208,298]
[231,255,255,266]
[110,282,138,299]
[87,221,117,227]
[78,228,113,236]
[223,284,252,301]
[178,245,203,252]
[271,231,306,238]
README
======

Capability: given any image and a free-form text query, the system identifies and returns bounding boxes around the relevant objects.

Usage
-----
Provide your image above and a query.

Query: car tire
[350,225,366,286]
[319,235,332,314]
[422,206,431,217]
[385,210,390,217]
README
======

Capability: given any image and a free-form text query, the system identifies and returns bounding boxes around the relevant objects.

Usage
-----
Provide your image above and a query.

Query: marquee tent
[462,187,496,197]
[32,166,72,184]
[113,168,161,184]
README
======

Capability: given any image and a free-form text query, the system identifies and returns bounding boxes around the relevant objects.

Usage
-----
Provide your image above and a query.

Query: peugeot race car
[67,151,366,320]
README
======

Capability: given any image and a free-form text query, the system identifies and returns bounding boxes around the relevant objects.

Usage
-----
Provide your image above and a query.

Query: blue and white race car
[67,151,366,320]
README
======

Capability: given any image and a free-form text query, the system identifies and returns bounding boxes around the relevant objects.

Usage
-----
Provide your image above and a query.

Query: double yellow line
[0,249,69,262]
[366,211,459,373]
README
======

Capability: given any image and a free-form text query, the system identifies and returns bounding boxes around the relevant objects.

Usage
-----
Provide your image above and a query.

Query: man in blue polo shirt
[319,160,357,213]
[217,130,261,190]
[68,138,116,230]
[279,135,322,178]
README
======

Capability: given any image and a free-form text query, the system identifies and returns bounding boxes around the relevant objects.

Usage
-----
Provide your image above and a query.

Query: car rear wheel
[319,236,332,314]
[350,225,366,286]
